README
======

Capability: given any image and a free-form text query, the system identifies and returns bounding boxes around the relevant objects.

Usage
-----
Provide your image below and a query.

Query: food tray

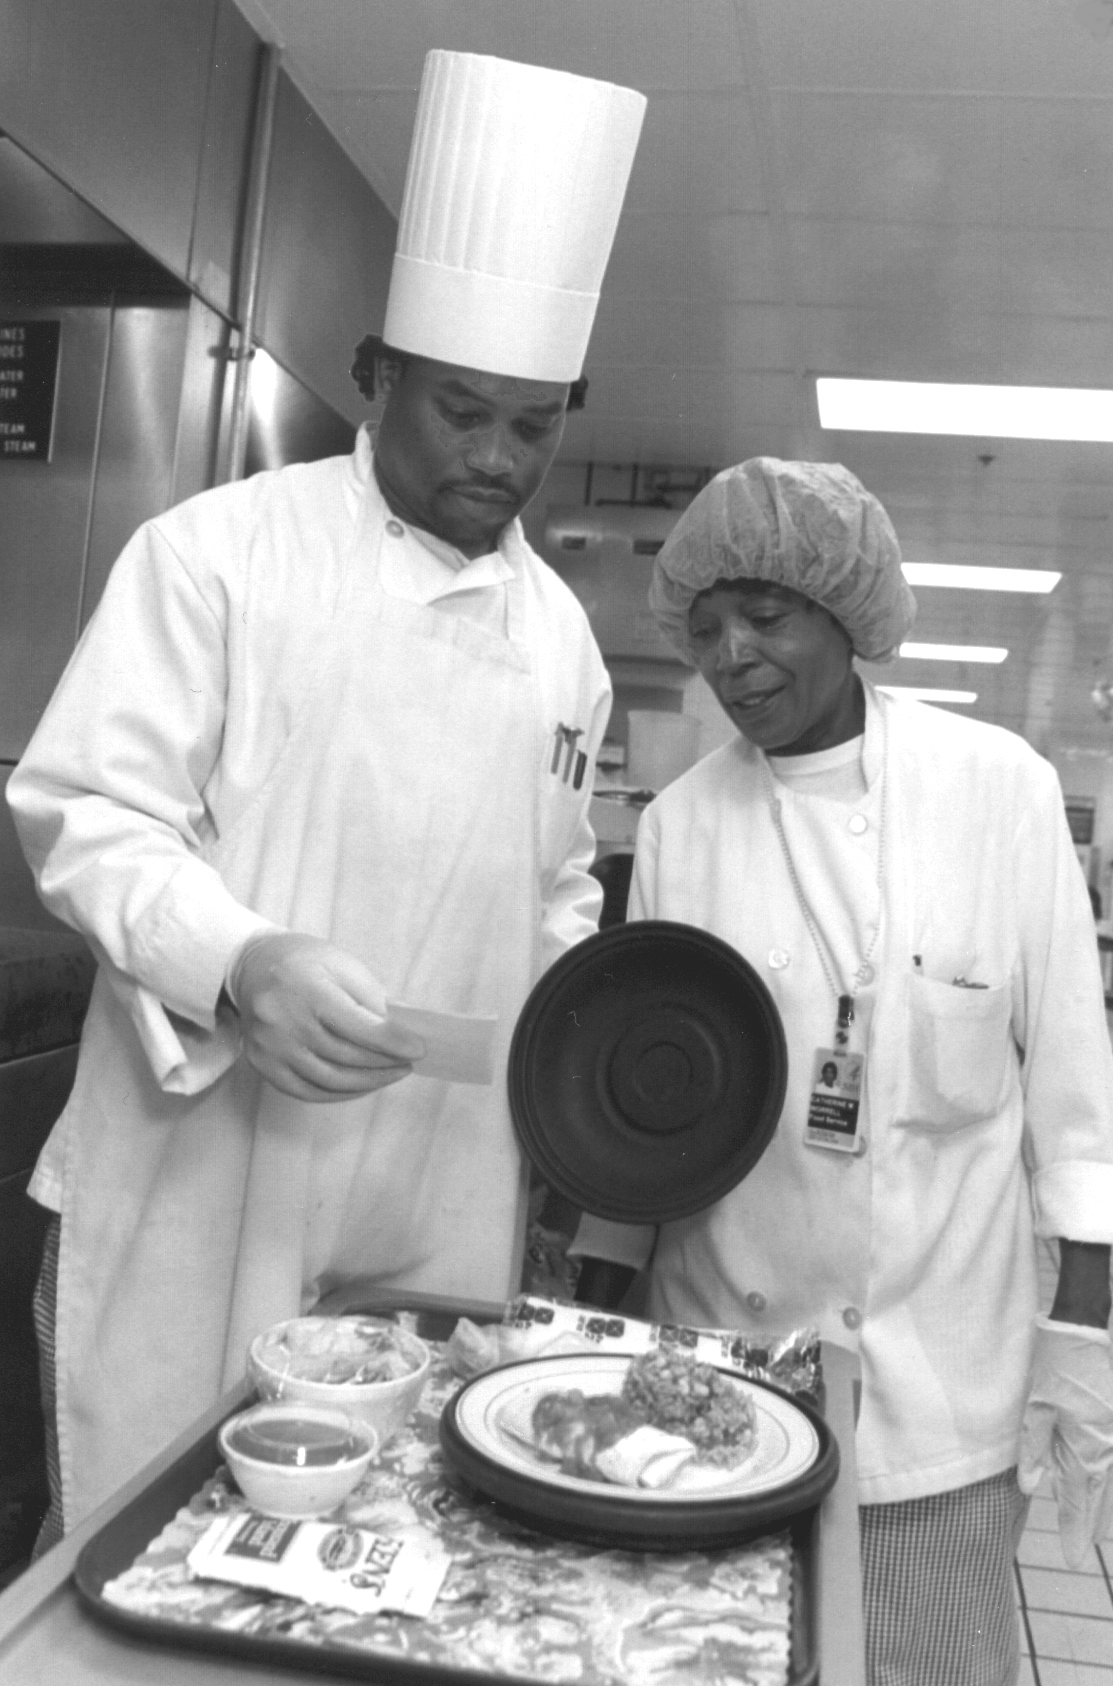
[74,1305,821,1686]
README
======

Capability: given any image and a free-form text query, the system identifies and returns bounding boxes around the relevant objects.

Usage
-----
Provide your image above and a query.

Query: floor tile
[1016,1657,1037,1686]
[1021,1568,1113,1618]
[1028,1497,1067,1533]
[1027,1610,1113,1668]
[1036,1662,1113,1686]
[1020,1534,1101,1575]
[1019,1532,1105,1574]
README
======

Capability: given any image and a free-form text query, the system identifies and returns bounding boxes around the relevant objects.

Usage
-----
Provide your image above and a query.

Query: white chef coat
[9,425,611,1526]
[576,683,1113,1503]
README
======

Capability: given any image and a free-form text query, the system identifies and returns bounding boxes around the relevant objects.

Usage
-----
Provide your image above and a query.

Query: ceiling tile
[623,91,767,216]
[751,0,1005,95]
[769,92,1004,225]
[591,299,793,371]
[1001,223,1113,318]
[1001,97,1113,229]
[253,0,746,94]
[750,0,1113,100]
[786,217,1003,312]
[999,314,1113,385]
[603,213,782,302]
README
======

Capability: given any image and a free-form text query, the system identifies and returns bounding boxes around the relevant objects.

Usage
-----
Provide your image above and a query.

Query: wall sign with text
[0,321,62,461]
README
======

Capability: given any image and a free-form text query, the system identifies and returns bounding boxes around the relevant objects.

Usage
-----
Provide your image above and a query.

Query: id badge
[804,1047,865,1153]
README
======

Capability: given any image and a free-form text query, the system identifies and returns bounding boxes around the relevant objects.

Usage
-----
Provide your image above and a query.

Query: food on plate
[621,1347,758,1467]
[532,1390,644,1476]
[254,1317,421,1387]
[521,1349,758,1490]
[530,1390,698,1489]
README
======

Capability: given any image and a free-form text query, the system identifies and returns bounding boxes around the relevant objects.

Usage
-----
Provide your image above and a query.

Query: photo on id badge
[806,1049,863,1143]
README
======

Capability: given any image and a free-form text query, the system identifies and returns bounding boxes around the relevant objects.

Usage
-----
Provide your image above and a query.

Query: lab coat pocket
[539,724,591,863]
[895,973,1012,1134]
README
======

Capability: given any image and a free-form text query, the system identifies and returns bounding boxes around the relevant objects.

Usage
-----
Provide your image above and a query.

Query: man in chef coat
[573,459,1113,1686]
[9,51,645,1541]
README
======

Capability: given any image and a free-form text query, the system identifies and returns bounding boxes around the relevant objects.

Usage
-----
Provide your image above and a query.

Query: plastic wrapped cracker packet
[187,1509,449,1618]
[492,1295,824,1406]
[445,1311,597,1380]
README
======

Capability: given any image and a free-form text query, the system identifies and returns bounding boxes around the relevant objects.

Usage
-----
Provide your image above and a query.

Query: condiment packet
[187,1510,450,1618]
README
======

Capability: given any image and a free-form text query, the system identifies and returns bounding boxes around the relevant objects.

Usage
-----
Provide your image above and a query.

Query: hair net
[650,458,917,663]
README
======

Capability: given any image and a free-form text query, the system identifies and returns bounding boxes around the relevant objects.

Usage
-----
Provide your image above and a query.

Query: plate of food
[440,1347,838,1549]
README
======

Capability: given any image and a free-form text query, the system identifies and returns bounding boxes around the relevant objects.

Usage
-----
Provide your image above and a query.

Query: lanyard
[762,709,889,1034]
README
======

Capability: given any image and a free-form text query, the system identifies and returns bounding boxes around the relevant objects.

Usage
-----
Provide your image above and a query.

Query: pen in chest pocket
[912,953,987,987]
[550,723,587,787]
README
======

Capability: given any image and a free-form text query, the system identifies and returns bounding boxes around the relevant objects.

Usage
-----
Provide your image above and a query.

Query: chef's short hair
[350,334,587,411]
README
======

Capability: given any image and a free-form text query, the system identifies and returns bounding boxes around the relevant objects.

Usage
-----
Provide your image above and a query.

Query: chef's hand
[1018,1315,1113,1567]
[228,932,425,1102]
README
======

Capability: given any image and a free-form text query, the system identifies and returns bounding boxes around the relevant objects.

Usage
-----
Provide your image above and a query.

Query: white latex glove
[1018,1314,1113,1567]
[229,932,425,1102]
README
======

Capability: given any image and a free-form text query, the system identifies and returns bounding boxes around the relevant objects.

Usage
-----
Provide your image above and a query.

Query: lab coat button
[842,1306,862,1331]
[848,813,868,835]
[746,1291,767,1313]
[386,519,405,537]
[768,948,791,970]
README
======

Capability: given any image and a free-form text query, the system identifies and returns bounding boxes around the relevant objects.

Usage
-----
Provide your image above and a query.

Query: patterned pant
[860,1469,1030,1686]
[31,1214,63,1558]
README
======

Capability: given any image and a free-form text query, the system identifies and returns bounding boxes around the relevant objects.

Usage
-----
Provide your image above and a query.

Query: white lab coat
[577,685,1113,1503]
[9,427,610,1527]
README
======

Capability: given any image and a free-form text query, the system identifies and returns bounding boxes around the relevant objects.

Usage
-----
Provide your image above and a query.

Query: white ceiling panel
[785,218,1003,312]
[999,97,1113,230]
[768,93,1005,225]
[752,0,1113,98]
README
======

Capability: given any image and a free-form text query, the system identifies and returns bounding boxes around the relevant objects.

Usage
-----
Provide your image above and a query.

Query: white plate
[452,1355,820,1505]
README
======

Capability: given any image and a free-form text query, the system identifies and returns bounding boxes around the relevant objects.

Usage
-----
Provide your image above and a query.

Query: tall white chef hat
[382,51,647,384]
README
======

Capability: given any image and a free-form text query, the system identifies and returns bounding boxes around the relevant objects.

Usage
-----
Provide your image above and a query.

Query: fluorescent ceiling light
[877,686,978,705]
[902,563,1060,594]
[817,377,1113,442]
[899,642,1007,664]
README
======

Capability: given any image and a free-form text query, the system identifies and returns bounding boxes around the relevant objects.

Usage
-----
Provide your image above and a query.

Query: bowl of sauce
[218,1403,378,1518]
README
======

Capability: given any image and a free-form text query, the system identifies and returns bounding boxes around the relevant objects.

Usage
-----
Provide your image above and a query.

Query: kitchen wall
[0,0,396,429]
[0,0,394,927]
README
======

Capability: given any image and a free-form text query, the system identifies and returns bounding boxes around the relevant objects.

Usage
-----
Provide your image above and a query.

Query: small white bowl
[249,1316,432,1448]
[218,1403,377,1520]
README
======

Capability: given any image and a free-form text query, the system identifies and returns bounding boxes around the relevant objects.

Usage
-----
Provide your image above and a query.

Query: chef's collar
[356,438,516,600]
[407,519,499,578]
[767,735,863,778]
[748,679,885,788]
[860,680,886,788]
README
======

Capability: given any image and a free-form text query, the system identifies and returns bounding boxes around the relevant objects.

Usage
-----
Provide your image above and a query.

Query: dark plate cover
[508,920,788,1222]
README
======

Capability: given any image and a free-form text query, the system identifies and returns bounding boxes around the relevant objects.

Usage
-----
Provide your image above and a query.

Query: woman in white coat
[574,458,1113,1686]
